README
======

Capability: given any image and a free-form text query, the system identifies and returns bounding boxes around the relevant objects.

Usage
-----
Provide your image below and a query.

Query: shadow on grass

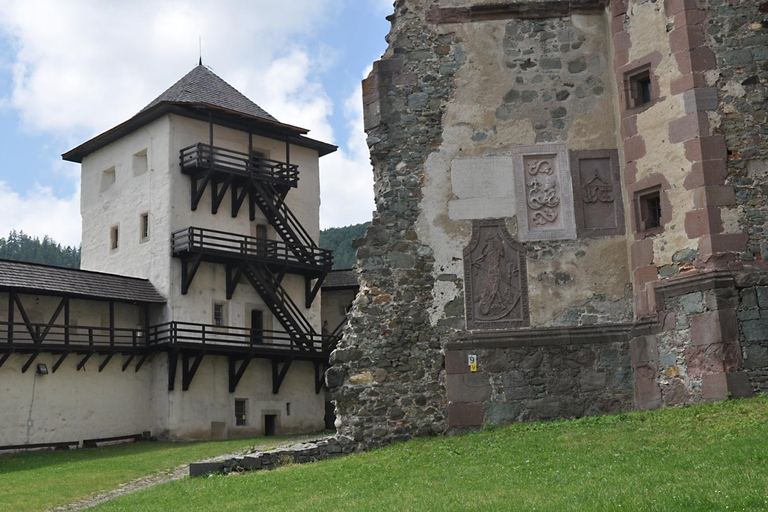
[0,433,313,475]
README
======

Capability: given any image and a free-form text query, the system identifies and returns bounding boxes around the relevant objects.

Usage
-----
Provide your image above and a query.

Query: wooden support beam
[135,352,150,372]
[99,353,114,373]
[181,254,203,295]
[225,263,245,300]
[77,352,93,371]
[0,350,12,370]
[191,172,212,211]
[27,296,66,345]
[248,189,256,221]
[143,304,150,347]
[305,274,326,309]
[21,352,38,373]
[109,301,115,346]
[122,354,135,372]
[64,297,70,345]
[228,356,251,393]
[314,361,326,394]
[181,351,205,391]
[285,135,290,166]
[7,291,14,343]
[271,358,292,395]
[231,182,250,218]
[52,353,68,373]
[13,292,38,343]
[211,175,233,215]
[168,350,179,391]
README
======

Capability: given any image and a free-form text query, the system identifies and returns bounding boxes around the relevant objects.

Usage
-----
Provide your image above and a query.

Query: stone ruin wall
[328,0,768,451]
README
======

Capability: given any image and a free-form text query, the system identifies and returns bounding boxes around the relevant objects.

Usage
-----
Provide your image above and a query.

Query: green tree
[319,222,370,270]
[0,230,81,269]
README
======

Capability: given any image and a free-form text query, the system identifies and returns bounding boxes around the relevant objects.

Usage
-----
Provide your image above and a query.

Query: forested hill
[319,222,370,270]
[0,231,81,269]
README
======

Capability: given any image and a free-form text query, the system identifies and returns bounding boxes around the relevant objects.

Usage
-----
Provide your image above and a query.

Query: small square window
[140,212,150,243]
[635,186,662,232]
[235,399,247,426]
[110,225,119,251]
[626,67,654,109]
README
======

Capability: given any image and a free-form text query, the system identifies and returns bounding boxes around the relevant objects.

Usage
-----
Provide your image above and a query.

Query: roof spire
[198,36,202,66]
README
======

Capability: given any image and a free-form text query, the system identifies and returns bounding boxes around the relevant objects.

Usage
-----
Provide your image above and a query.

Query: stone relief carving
[513,144,576,241]
[526,158,561,226]
[582,173,614,204]
[464,219,529,329]
[570,149,625,238]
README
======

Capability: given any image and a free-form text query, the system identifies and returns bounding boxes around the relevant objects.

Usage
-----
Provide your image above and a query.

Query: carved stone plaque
[512,144,576,241]
[463,219,529,330]
[570,149,625,238]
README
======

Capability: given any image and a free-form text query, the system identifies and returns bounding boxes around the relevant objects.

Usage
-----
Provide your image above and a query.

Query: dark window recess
[235,399,247,426]
[627,68,653,109]
[250,310,264,344]
[264,414,277,436]
[256,224,268,240]
[251,150,267,172]
[213,304,224,326]
[140,213,150,241]
[636,187,662,232]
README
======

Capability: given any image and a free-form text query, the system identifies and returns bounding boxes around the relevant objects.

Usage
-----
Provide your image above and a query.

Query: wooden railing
[180,143,299,187]
[1,321,147,349]
[147,321,334,354]
[171,227,332,271]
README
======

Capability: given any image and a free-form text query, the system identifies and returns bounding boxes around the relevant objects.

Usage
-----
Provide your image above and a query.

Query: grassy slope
[0,436,285,512]
[93,397,768,511]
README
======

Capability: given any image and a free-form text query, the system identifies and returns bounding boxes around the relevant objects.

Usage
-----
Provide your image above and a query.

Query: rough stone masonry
[328,0,768,451]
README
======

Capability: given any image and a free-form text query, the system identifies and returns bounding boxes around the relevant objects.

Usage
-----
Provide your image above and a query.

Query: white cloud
[0,0,377,236]
[0,182,81,246]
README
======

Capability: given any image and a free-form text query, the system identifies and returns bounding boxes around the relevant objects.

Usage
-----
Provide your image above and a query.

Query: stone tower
[330,0,768,450]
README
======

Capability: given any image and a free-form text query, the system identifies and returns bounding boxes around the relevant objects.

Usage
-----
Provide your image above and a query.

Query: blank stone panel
[512,144,576,242]
[569,149,625,238]
[448,156,516,221]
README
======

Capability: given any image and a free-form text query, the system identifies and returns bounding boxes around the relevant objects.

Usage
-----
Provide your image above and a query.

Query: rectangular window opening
[101,167,116,193]
[235,399,247,427]
[110,225,119,251]
[213,303,225,327]
[133,149,148,176]
[635,187,662,232]
[626,67,654,109]
[140,212,150,242]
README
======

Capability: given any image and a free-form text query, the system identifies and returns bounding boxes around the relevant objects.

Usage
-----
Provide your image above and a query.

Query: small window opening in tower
[101,167,116,193]
[140,212,150,242]
[213,303,224,326]
[635,186,662,232]
[133,149,148,176]
[110,225,119,251]
[235,399,247,426]
[626,67,653,109]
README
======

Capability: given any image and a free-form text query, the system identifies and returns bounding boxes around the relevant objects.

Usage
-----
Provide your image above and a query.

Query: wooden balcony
[180,143,299,189]
[148,321,333,358]
[171,227,332,278]
[148,321,335,393]
[0,321,150,373]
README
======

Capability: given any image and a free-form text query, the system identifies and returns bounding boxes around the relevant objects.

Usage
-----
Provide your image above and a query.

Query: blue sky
[0,0,391,246]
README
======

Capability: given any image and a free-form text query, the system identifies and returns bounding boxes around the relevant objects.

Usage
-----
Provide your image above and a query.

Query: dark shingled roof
[0,259,166,304]
[141,65,278,122]
[322,269,359,290]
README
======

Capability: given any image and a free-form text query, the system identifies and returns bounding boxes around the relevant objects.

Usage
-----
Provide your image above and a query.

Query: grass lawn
[91,396,768,511]
[0,434,306,512]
